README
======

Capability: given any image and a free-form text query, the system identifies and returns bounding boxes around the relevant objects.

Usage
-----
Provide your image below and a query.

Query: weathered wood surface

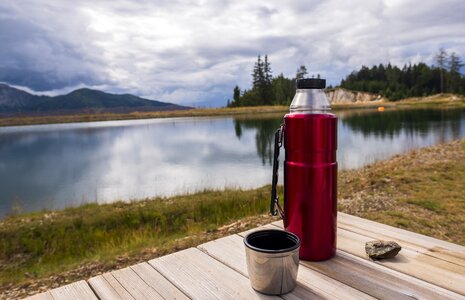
[24,212,465,300]
[88,273,135,300]
[149,247,278,299]
[272,213,465,296]
[30,280,97,300]
[23,292,53,300]
[130,262,188,299]
[199,234,375,300]
[338,213,465,267]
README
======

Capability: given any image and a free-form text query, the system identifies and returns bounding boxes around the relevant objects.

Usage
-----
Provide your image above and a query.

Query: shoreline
[1,93,463,127]
[1,138,464,299]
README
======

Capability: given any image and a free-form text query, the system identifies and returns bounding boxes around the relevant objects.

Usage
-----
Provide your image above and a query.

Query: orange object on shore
[378,106,385,111]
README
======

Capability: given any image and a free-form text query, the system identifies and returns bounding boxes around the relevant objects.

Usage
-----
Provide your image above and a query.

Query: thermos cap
[296,78,326,89]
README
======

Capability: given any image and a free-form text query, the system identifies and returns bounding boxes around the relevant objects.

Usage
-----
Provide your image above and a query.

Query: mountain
[0,83,45,110]
[0,84,189,116]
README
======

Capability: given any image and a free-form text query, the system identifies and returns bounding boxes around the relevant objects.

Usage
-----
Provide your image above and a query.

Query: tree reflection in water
[234,108,465,166]
[233,114,284,165]
[342,108,464,141]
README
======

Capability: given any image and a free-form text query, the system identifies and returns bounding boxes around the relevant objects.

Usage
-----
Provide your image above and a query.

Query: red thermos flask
[271,78,337,261]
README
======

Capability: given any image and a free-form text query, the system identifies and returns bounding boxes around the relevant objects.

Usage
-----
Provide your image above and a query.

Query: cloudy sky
[1,0,464,107]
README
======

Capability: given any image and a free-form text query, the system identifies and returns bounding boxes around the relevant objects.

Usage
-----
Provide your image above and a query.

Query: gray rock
[365,240,401,259]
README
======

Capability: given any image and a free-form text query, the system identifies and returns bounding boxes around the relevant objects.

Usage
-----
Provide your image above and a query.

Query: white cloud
[1,0,464,106]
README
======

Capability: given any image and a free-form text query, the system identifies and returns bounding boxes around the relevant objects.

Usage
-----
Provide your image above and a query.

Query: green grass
[406,199,442,212]
[0,187,280,285]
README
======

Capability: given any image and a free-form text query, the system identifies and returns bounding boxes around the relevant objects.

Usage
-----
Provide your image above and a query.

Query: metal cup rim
[244,229,300,254]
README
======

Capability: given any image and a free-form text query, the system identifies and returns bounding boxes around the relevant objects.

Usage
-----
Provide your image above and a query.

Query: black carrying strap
[270,125,284,218]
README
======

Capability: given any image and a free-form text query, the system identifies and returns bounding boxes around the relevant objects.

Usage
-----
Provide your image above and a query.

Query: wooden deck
[26,213,465,299]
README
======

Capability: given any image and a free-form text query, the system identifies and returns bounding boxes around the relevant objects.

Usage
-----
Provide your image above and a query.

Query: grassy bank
[339,138,465,245]
[1,138,464,298]
[0,187,278,296]
[1,94,464,127]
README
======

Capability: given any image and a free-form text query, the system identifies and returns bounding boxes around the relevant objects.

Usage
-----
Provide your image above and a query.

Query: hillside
[0,84,188,116]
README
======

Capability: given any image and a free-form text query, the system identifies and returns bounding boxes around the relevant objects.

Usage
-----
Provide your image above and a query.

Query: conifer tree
[252,55,265,90]
[262,55,274,104]
[448,52,464,74]
[264,55,272,85]
[435,48,448,93]
[296,65,308,80]
[448,52,464,93]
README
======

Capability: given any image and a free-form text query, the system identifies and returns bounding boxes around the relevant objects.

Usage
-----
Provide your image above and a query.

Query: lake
[1,107,464,217]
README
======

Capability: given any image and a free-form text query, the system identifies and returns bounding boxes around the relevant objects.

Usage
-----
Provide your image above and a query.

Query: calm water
[1,107,464,217]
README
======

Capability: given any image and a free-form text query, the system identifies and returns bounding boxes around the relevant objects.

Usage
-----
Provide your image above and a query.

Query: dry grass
[338,139,465,245]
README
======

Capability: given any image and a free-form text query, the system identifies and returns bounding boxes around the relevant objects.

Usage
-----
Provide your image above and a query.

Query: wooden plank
[339,221,465,267]
[303,250,464,300]
[339,227,465,295]
[24,291,54,300]
[270,222,465,299]
[88,273,135,300]
[275,214,465,269]
[199,234,374,300]
[198,234,323,300]
[50,280,98,300]
[110,266,164,300]
[280,286,324,300]
[149,247,279,299]
[338,213,465,254]
[338,213,465,267]
[130,262,188,299]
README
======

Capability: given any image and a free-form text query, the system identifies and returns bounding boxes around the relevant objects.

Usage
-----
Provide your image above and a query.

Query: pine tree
[435,48,448,93]
[296,65,308,80]
[263,55,272,85]
[229,85,240,107]
[449,52,464,73]
[262,55,274,104]
[233,85,241,102]
[448,52,464,93]
[252,55,265,90]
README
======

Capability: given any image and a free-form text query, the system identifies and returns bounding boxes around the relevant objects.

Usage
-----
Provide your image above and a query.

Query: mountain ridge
[0,84,189,116]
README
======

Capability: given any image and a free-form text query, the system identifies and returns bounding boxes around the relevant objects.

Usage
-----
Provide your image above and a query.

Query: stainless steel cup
[244,229,300,295]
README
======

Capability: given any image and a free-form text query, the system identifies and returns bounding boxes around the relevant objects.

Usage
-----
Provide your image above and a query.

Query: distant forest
[228,49,465,106]
[341,49,465,100]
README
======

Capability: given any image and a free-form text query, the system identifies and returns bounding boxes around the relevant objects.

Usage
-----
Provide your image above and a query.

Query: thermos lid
[296,78,326,89]
[290,77,331,112]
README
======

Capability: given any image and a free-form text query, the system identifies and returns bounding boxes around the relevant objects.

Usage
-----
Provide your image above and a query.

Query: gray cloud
[1,0,465,106]
[0,2,110,91]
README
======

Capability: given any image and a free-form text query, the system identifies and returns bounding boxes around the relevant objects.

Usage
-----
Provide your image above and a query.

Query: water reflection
[233,108,465,169]
[0,117,273,216]
[337,108,465,169]
[342,108,463,140]
[233,116,283,165]
[0,107,464,217]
